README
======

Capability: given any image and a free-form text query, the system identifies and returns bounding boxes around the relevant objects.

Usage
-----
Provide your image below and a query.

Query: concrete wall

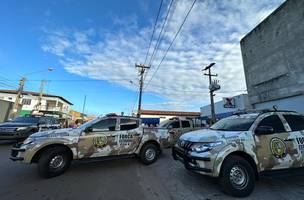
[240,0,304,108]
[254,94,304,114]
[0,100,13,122]
[200,94,251,117]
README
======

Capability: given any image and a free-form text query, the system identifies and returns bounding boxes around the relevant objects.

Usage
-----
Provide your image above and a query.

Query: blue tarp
[141,118,160,125]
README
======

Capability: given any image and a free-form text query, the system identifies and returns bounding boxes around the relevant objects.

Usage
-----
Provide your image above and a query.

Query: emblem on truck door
[94,136,108,148]
[270,137,286,158]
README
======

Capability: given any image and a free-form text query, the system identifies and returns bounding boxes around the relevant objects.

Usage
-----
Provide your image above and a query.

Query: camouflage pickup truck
[10,115,167,178]
[157,117,202,146]
[172,110,304,197]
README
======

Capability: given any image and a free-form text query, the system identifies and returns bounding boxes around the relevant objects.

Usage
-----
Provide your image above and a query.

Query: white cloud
[41,0,284,111]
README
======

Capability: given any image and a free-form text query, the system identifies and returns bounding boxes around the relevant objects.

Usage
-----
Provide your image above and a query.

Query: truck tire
[139,143,158,165]
[219,155,255,197]
[38,146,71,178]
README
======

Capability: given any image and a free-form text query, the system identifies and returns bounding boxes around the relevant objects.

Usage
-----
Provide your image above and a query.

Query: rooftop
[0,89,73,105]
[139,109,200,117]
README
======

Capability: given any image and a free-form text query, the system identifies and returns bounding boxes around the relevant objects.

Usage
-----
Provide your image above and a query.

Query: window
[92,118,117,132]
[181,120,190,128]
[120,118,138,130]
[8,97,12,100]
[211,115,257,131]
[257,115,285,133]
[38,117,47,124]
[21,98,31,105]
[283,115,304,131]
[169,121,180,129]
[14,117,40,123]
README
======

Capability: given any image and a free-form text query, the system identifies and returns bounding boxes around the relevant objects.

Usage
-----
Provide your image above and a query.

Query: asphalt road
[1,141,304,200]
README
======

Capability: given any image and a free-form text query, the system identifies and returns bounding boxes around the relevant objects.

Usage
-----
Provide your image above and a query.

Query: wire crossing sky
[0,0,285,115]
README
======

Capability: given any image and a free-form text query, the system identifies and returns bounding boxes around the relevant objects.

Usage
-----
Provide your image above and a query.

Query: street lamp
[22,67,55,77]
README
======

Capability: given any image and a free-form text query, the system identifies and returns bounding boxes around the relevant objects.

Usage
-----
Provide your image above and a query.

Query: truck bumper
[10,143,25,162]
[172,146,213,175]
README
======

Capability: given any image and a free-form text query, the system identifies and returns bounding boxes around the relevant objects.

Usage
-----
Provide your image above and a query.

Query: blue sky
[0,0,284,115]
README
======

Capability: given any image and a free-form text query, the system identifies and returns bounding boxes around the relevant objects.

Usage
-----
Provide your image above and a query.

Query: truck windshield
[79,117,101,130]
[13,117,40,123]
[210,115,258,131]
[159,120,172,128]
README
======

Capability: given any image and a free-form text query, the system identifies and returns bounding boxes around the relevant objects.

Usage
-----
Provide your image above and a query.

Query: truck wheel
[38,147,71,178]
[219,155,255,197]
[139,143,158,165]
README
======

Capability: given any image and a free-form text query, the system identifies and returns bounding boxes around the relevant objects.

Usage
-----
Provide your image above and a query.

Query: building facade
[200,94,251,120]
[139,109,201,125]
[0,90,73,119]
[240,0,304,113]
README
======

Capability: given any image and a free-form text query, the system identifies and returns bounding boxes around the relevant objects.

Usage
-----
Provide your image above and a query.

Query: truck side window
[92,119,117,132]
[283,115,304,131]
[181,121,190,128]
[120,118,138,130]
[257,115,285,133]
[170,121,180,129]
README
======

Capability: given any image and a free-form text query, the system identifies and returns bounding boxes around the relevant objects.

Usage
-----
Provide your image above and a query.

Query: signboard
[223,97,236,108]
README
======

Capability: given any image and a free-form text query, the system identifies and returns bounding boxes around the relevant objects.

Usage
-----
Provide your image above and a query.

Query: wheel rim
[49,155,65,170]
[229,165,248,190]
[145,148,156,161]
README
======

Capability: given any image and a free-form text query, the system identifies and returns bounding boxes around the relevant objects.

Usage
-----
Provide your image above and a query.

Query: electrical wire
[144,0,197,91]
[146,0,174,69]
[144,0,164,65]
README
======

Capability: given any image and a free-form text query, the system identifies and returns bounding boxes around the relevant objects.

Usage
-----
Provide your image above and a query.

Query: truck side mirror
[255,126,274,135]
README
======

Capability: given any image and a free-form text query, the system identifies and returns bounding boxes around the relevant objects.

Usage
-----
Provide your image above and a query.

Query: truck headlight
[191,141,223,153]
[16,127,28,131]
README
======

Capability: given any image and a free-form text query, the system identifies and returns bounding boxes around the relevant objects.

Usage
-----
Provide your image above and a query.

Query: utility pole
[203,63,220,125]
[9,77,26,119]
[82,95,86,120]
[135,64,150,118]
[33,80,46,113]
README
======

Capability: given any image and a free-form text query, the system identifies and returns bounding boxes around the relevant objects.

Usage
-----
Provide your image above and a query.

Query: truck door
[168,120,182,145]
[282,114,304,167]
[181,120,192,134]
[254,114,300,171]
[77,118,119,158]
[117,118,141,155]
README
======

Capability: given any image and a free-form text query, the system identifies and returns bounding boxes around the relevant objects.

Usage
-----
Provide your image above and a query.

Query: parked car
[10,114,170,178]
[172,110,304,197]
[0,115,60,141]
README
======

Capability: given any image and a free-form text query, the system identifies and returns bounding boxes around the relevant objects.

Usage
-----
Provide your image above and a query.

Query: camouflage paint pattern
[176,112,304,177]
[13,116,168,164]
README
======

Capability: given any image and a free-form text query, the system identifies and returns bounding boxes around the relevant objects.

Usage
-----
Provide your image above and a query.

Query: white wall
[200,94,250,117]
[254,95,304,114]
[0,92,71,114]
[141,114,179,123]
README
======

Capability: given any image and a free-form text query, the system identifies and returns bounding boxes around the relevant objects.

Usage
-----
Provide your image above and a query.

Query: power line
[0,81,18,89]
[0,75,19,88]
[146,0,174,70]
[144,0,197,91]
[0,78,135,82]
[144,0,164,65]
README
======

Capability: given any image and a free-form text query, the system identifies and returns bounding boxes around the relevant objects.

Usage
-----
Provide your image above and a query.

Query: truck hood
[30,128,81,139]
[180,129,242,143]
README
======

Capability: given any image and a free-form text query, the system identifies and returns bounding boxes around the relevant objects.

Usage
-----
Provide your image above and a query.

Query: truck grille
[0,127,16,132]
[178,140,193,150]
